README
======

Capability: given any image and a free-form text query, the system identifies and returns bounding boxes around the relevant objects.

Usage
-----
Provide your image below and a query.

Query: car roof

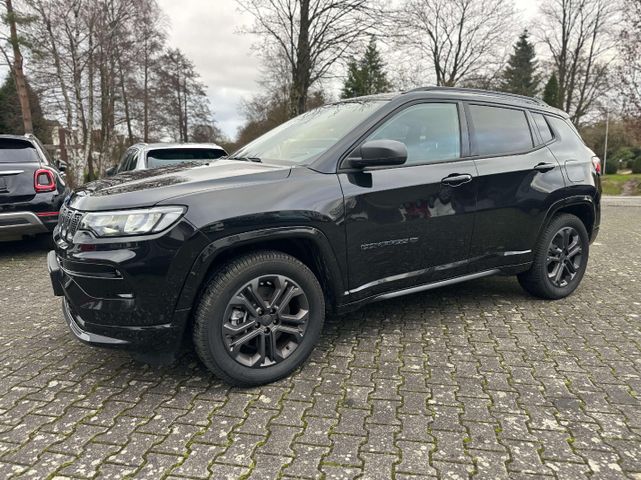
[0,134,33,141]
[339,86,570,118]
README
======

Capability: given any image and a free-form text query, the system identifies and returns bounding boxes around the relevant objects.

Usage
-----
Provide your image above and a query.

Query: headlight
[79,206,186,237]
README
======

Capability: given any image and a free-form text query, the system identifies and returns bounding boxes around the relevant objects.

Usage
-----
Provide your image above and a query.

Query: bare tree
[397,0,515,87]
[538,0,620,125]
[22,0,214,180]
[155,48,212,143]
[238,0,377,117]
[2,0,33,133]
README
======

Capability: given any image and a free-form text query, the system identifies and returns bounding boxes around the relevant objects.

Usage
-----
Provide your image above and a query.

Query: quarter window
[546,116,585,149]
[468,104,533,156]
[367,103,461,165]
[531,113,554,143]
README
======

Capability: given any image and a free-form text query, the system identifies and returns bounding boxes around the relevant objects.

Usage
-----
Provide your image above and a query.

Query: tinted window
[0,139,39,163]
[468,105,533,156]
[118,149,138,173]
[367,103,461,165]
[146,148,226,168]
[532,113,554,143]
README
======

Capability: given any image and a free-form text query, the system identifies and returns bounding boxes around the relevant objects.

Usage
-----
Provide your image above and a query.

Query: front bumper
[48,249,191,354]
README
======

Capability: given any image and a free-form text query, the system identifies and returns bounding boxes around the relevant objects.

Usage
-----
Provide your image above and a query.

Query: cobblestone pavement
[1,205,640,480]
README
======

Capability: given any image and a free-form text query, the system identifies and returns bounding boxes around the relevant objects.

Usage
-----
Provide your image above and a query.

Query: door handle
[533,162,556,172]
[441,173,473,187]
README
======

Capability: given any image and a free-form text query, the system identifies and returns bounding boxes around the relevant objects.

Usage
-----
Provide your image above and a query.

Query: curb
[601,196,641,207]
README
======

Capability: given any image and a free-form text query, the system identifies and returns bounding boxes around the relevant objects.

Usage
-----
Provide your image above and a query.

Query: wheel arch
[175,227,346,318]
[538,195,597,244]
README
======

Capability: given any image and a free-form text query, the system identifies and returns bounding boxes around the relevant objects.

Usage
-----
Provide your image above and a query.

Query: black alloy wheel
[222,275,309,368]
[546,226,583,288]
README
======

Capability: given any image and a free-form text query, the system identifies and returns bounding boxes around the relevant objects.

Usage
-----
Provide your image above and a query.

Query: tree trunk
[290,0,311,117]
[118,54,134,145]
[83,24,95,181]
[5,0,33,134]
[143,41,150,142]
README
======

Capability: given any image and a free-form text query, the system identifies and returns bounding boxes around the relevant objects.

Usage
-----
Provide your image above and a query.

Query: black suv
[1,134,70,242]
[48,88,601,386]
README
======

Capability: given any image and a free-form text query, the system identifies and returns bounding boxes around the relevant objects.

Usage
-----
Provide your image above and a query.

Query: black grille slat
[58,206,82,242]
[69,213,82,238]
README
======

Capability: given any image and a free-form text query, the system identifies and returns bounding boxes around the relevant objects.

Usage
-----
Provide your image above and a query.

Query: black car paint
[0,135,69,240]
[48,89,601,359]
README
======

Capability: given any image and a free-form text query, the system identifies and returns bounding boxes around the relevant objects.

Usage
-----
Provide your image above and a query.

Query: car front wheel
[193,251,325,386]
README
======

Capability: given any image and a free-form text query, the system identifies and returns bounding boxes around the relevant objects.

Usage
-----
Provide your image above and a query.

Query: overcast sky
[0,1,539,140]
[158,0,540,140]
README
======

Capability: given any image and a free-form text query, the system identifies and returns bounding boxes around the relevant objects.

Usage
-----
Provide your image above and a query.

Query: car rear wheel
[518,213,589,299]
[193,251,324,386]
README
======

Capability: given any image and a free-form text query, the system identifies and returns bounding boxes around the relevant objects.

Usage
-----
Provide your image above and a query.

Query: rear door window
[531,113,554,143]
[468,104,533,156]
[146,148,226,168]
[0,139,40,163]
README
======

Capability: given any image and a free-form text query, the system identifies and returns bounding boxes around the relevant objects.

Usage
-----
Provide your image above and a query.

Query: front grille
[58,206,83,242]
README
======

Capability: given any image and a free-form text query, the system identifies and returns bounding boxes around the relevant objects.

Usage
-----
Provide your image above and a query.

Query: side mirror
[347,139,407,169]
[105,166,117,177]
[57,161,67,172]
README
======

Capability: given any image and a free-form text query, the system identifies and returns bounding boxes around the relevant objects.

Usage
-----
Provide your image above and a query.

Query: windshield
[233,100,386,164]
[146,148,226,168]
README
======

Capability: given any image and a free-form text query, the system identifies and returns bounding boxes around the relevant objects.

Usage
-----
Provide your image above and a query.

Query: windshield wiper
[224,156,262,163]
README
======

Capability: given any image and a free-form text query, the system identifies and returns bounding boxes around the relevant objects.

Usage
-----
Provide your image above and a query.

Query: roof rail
[405,86,548,107]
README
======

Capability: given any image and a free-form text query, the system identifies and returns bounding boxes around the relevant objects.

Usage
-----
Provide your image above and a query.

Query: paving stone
[207,462,249,479]
[171,443,224,478]
[395,440,436,475]
[215,432,263,467]
[325,433,364,466]
[320,463,362,479]
[283,443,327,478]
[359,452,398,479]
[469,449,510,479]
[248,453,291,479]
[134,452,182,479]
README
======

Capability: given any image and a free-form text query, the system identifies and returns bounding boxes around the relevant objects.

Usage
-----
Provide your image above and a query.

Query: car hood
[68,160,292,211]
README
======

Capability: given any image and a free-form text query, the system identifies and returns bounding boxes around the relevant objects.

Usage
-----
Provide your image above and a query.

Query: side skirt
[373,269,500,301]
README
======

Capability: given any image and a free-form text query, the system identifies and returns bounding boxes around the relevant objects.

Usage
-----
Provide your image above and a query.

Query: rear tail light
[592,157,602,176]
[34,168,56,192]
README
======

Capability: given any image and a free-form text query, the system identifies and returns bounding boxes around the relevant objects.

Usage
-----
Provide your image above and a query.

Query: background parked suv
[48,87,601,386]
[0,134,69,242]
[106,142,227,175]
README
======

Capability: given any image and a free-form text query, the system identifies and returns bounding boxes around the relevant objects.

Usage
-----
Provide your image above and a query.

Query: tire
[518,213,589,300]
[193,250,325,387]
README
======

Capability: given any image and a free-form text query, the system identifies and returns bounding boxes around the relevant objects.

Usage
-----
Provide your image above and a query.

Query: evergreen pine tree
[500,30,540,97]
[0,73,50,141]
[542,73,561,108]
[341,38,391,99]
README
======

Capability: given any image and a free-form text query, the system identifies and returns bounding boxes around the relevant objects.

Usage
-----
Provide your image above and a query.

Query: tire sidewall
[198,256,324,385]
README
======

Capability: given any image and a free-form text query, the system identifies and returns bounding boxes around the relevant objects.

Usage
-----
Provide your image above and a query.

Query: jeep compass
[48,87,601,386]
